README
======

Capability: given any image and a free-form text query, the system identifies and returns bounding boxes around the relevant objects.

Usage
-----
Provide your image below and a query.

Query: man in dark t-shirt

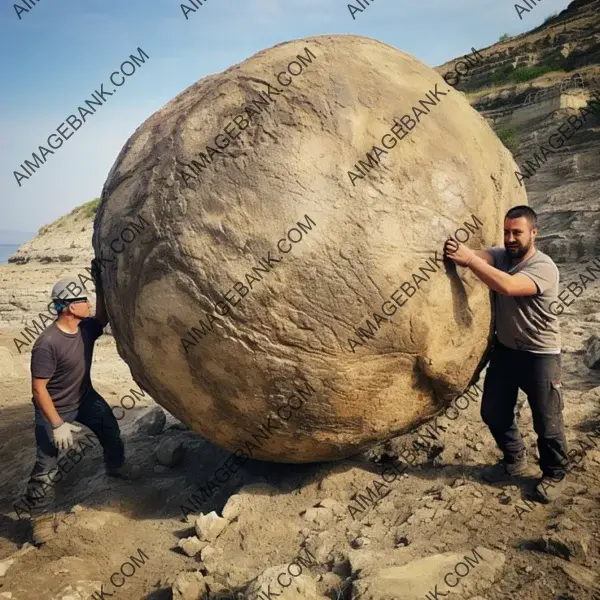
[17,261,139,545]
[444,205,569,504]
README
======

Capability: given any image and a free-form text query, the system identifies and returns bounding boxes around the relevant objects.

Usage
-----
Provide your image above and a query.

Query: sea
[0,244,20,264]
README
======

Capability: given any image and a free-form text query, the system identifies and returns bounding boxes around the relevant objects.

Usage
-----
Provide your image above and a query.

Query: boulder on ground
[51,581,104,600]
[171,571,207,600]
[245,565,325,600]
[94,34,523,462]
[136,406,166,435]
[194,511,229,542]
[178,536,208,557]
[353,546,505,600]
[0,559,14,578]
[155,438,185,466]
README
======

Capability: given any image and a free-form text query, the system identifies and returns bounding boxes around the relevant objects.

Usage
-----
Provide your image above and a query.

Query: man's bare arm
[473,250,494,265]
[445,241,538,296]
[467,256,538,296]
[32,377,63,427]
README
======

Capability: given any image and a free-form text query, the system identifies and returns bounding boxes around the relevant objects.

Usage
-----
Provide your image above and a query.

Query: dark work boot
[481,452,528,484]
[31,513,57,546]
[106,461,141,480]
[531,474,568,504]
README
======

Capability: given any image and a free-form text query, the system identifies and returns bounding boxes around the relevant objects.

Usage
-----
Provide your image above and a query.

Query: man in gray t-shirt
[444,205,569,504]
[487,247,561,354]
[16,262,140,546]
[31,317,104,418]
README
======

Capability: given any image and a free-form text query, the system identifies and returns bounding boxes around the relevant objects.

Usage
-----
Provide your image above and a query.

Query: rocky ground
[0,261,599,599]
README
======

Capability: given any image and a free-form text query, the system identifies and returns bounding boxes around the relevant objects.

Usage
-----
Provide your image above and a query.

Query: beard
[505,240,530,259]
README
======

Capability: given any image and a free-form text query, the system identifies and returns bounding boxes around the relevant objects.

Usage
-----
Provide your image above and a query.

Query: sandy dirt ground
[0,276,599,600]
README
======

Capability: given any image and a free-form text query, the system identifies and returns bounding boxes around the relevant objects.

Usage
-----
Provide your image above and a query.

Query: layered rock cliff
[0,201,97,336]
[435,0,600,263]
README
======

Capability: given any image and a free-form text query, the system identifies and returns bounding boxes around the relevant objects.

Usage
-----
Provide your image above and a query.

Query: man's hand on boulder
[444,238,476,267]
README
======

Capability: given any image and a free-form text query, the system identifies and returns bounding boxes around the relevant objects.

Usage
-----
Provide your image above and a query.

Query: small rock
[155,438,185,467]
[567,482,588,495]
[246,564,320,600]
[475,442,484,451]
[137,406,167,435]
[439,488,452,501]
[194,511,229,542]
[549,515,579,533]
[51,581,104,600]
[71,505,84,513]
[395,535,410,547]
[171,571,207,600]
[318,572,344,597]
[200,545,223,572]
[178,536,208,557]
[558,563,600,595]
[583,334,600,369]
[302,507,333,526]
[499,495,511,505]
[351,537,369,549]
[353,546,505,599]
[523,532,591,560]
[472,490,483,498]
[525,566,533,573]
[0,559,15,577]
[0,592,13,598]
[222,494,247,521]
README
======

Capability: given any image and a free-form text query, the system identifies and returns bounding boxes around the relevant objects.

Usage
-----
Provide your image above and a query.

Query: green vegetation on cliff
[37,198,101,235]
[495,126,520,154]
[81,198,101,218]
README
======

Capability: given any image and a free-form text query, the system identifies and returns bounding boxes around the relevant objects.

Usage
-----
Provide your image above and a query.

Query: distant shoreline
[0,244,21,265]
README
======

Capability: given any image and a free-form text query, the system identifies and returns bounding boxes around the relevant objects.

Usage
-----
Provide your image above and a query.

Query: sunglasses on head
[66,297,89,305]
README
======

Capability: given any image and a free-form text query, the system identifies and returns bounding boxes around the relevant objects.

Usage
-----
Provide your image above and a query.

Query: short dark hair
[505,205,537,229]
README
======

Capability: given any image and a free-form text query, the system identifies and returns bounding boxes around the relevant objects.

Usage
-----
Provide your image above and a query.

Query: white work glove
[52,421,82,450]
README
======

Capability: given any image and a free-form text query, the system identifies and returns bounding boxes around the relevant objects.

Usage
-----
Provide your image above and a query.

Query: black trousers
[481,340,569,478]
[16,389,124,519]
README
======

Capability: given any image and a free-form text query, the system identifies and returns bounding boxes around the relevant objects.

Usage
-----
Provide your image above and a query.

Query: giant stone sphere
[94,34,525,462]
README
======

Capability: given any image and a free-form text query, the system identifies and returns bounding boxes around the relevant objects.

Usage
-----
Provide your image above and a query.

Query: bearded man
[444,205,569,503]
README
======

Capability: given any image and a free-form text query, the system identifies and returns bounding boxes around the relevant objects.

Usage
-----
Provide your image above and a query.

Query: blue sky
[0,0,569,236]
